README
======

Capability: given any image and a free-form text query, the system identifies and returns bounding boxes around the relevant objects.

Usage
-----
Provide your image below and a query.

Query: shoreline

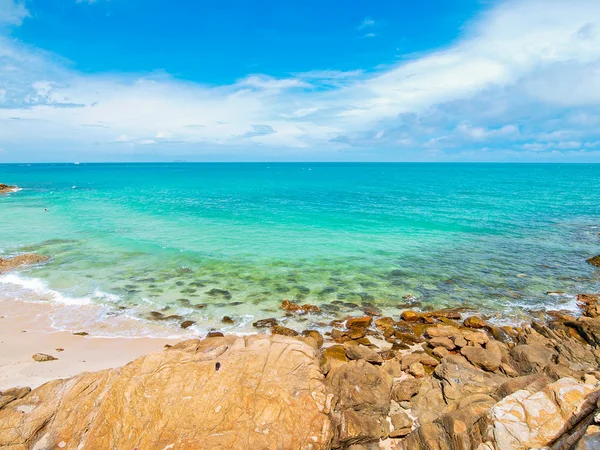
[0,298,179,390]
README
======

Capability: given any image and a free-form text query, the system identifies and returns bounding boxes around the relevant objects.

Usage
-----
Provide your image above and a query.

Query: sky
[1,0,600,162]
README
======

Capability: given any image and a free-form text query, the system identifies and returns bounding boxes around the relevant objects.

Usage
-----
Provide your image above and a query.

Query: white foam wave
[0,273,96,306]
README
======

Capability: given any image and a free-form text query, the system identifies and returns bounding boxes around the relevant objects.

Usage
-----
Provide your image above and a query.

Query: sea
[1,163,599,337]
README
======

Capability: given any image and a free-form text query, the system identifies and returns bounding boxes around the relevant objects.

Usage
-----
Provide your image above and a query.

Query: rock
[271,325,299,337]
[72,331,89,336]
[454,335,468,348]
[464,331,490,346]
[32,353,57,362]
[206,331,224,337]
[490,377,597,450]
[389,410,413,438]
[375,317,395,330]
[566,317,600,347]
[0,183,17,194]
[408,362,426,378]
[461,346,502,372]
[400,310,421,322]
[575,425,600,450]
[586,255,600,267]
[510,343,557,374]
[327,360,393,446]
[344,344,383,364]
[430,336,455,350]
[301,304,321,314]
[1,387,30,399]
[392,378,422,402]
[302,330,324,348]
[434,355,506,404]
[281,299,301,312]
[253,318,277,328]
[180,320,195,329]
[346,316,373,329]
[0,254,49,274]
[206,288,232,299]
[464,316,487,329]
[221,316,234,324]
[0,335,333,449]
[496,373,550,398]
[432,347,450,359]
[321,345,348,374]
[578,294,600,318]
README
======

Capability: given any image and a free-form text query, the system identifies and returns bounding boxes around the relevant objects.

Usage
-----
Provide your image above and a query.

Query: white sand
[0,299,180,390]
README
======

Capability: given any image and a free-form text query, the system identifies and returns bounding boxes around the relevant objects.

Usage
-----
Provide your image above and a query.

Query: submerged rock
[0,254,49,274]
[586,255,600,267]
[206,288,232,300]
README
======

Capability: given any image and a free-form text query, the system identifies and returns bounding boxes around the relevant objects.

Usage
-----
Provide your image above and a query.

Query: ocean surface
[1,163,599,337]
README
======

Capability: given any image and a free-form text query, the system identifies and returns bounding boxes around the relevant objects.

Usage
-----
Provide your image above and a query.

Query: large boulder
[0,254,49,274]
[0,335,334,450]
[485,377,598,450]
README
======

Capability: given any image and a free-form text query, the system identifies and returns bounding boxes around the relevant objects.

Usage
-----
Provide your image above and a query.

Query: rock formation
[0,184,17,194]
[0,254,49,274]
[2,301,600,449]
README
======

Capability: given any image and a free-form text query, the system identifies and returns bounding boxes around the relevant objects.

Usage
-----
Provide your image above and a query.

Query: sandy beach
[0,298,179,390]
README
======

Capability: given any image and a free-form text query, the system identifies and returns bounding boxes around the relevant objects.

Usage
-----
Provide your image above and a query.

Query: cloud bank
[1,0,600,161]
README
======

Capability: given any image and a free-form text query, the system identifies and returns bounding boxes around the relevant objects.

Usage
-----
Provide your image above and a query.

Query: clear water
[1,163,599,336]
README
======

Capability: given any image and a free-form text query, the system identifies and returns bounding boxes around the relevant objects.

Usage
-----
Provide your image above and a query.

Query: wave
[0,273,120,306]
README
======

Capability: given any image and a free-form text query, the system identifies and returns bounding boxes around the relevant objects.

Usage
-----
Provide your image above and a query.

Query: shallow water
[1,163,599,336]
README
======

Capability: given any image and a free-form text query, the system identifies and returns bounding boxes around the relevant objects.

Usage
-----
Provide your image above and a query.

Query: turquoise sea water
[1,163,599,335]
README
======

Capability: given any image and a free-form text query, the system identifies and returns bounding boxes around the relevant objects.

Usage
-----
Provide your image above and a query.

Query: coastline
[0,298,178,390]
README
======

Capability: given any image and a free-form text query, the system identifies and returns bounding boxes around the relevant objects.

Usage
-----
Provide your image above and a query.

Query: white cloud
[358,18,375,30]
[0,0,29,26]
[1,0,600,161]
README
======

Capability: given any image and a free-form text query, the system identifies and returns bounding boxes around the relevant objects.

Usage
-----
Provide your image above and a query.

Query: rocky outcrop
[2,304,600,450]
[587,255,600,267]
[0,335,334,450]
[0,184,17,194]
[0,253,49,274]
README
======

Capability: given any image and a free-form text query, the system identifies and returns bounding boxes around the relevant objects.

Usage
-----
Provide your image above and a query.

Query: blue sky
[1,0,600,162]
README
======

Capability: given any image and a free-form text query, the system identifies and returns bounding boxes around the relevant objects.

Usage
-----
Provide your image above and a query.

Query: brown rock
[509,343,557,374]
[400,310,421,322]
[586,255,600,267]
[302,330,324,348]
[180,320,195,329]
[461,346,502,372]
[375,317,395,330]
[463,331,489,346]
[327,360,393,446]
[301,304,321,314]
[454,335,468,348]
[408,362,426,378]
[343,344,383,364]
[578,294,600,318]
[221,316,234,324]
[0,387,30,399]
[32,353,57,362]
[0,183,17,194]
[321,345,348,374]
[392,378,422,402]
[434,355,506,404]
[271,325,299,337]
[72,331,89,336]
[206,331,224,337]
[281,299,301,312]
[0,254,50,274]
[346,316,372,329]
[389,410,413,438]
[253,318,277,328]
[433,347,450,358]
[429,336,455,350]
[464,316,487,329]
[1,335,333,449]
